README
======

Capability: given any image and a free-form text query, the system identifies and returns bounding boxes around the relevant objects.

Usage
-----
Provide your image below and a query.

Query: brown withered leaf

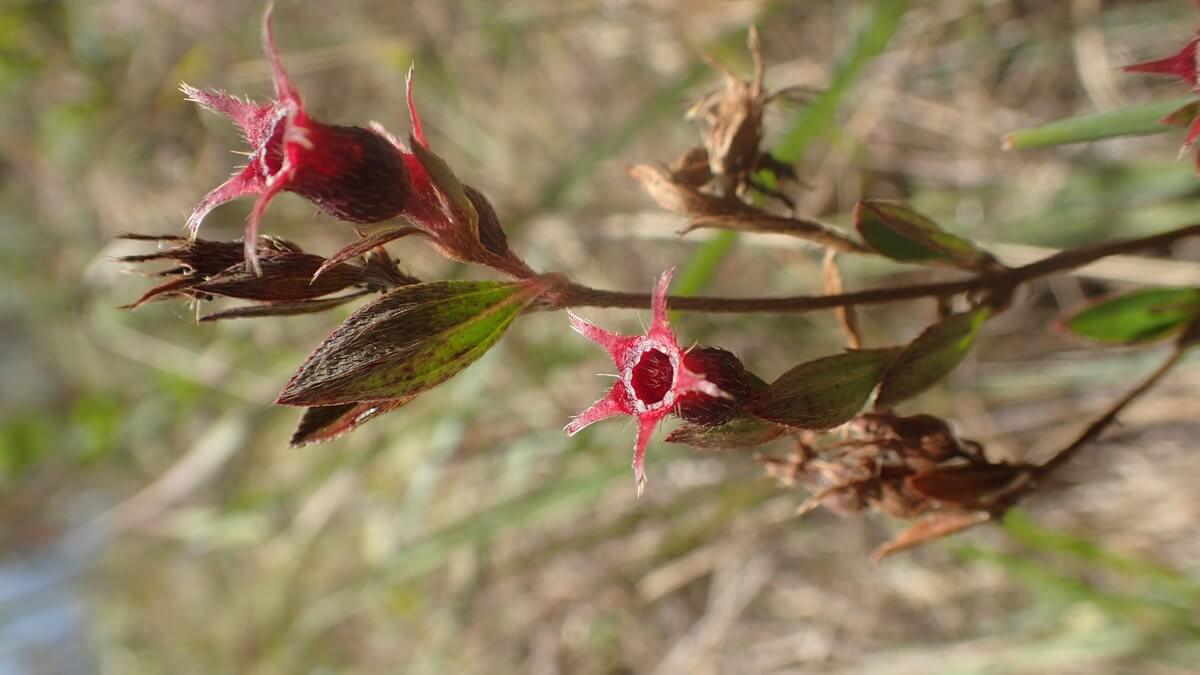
[116,234,301,272]
[628,164,743,217]
[687,26,766,181]
[361,249,420,289]
[116,235,319,308]
[686,213,867,253]
[667,146,713,187]
[906,463,1033,510]
[289,397,414,447]
[119,276,205,309]
[195,253,366,302]
[872,511,992,563]
[823,250,862,348]
[852,413,979,465]
[630,164,866,253]
[198,291,371,321]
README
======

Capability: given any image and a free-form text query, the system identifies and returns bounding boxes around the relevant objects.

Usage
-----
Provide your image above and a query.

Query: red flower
[1123,32,1200,86]
[565,269,729,496]
[183,7,412,272]
[1123,29,1200,158]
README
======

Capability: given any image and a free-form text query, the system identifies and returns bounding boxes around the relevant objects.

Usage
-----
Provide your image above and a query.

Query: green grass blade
[676,0,909,297]
[1004,96,1195,150]
[773,0,909,164]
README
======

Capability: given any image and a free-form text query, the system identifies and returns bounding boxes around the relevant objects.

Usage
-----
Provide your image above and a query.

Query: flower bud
[266,118,413,225]
[677,346,752,426]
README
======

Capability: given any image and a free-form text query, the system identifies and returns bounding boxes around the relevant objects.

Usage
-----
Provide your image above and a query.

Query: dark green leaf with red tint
[277,275,561,407]
[666,414,784,449]
[876,307,990,407]
[750,348,900,429]
[289,398,414,447]
[855,200,996,271]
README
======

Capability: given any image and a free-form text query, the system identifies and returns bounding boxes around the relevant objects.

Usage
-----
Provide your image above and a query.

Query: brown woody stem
[1035,346,1188,479]
[556,224,1200,313]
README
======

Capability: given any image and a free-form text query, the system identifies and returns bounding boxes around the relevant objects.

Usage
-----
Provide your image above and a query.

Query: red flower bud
[677,346,751,426]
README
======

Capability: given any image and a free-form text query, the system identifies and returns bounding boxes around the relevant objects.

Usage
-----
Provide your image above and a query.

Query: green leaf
[277,276,561,407]
[665,414,784,449]
[855,200,996,270]
[876,307,990,407]
[1003,96,1196,150]
[750,348,900,429]
[773,0,908,163]
[1061,287,1200,345]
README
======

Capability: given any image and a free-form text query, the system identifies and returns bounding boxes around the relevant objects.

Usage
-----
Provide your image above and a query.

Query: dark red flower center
[631,348,674,405]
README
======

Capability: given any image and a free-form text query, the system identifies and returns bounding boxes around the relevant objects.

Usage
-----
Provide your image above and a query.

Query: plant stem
[557,223,1200,313]
[1035,346,1188,479]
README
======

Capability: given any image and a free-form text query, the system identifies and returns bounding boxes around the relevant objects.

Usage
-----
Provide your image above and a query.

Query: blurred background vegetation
[3,0,1200,673]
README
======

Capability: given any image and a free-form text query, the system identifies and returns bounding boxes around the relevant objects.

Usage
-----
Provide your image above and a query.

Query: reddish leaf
[872,511,992,563]
[289,398,414,447]
[313,227,425,282]
[906,464,1032,508]
[198,292,370,321]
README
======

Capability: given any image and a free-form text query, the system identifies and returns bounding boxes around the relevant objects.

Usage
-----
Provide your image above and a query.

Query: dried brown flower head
[763,413,1036,561]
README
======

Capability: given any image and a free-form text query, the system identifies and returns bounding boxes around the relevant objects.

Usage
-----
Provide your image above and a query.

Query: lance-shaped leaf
[855,200,997,271]
[876,307,990,408]
[199,291,370,322]
[194,253,366,302]
[277,275,561,407]
[750,348,900,429]
[1060,287,1200,346]
[289,398,414,447]
[666,414,784,449]
[871,511,991,563]
[1002,96,1197,150]
[906,463,1033,509]
[411,139,479,240]
[314,227,424,282]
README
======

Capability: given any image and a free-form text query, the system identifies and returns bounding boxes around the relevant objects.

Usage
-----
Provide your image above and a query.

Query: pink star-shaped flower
[565,269,727,496]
